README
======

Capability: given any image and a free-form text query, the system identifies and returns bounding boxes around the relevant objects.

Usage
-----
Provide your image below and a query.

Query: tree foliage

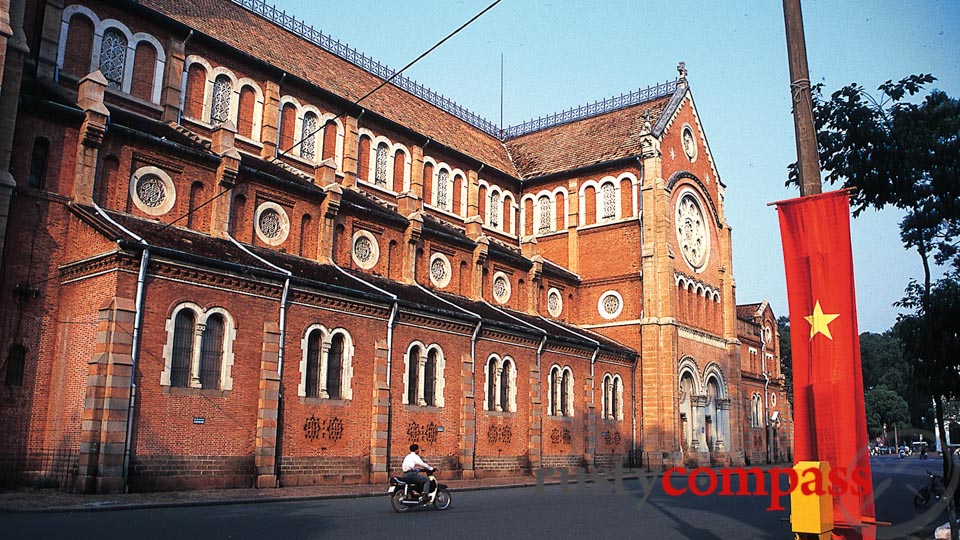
[864,384,911,437]
[777,316,793,404]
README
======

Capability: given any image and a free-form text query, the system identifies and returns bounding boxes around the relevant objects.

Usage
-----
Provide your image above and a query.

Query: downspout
[227,235,291,485]
[634,156,642,458]
[176,30,195,125]
[93,203,148,493]
[760,328,770,464]
[273,72,287,158]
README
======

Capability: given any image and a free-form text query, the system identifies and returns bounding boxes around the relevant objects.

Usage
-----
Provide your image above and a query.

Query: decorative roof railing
[501,80,679,138]
[230,0,679,140]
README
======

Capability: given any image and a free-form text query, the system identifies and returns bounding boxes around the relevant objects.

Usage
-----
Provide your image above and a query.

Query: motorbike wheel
[914,489,930,508]
[433,488,452,510]
[391,490,410,513]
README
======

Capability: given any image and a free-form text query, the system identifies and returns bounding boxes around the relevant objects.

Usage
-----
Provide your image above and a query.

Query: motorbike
[913,470,945,508]
[389,468,452,512]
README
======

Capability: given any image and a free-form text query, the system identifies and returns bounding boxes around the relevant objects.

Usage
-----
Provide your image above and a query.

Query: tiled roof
[138,0,517,175]
[736,303,762,322]
[505,96,672,179]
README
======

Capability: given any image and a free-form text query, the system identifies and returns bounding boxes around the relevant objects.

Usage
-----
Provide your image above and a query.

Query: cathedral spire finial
[677,61,688,82]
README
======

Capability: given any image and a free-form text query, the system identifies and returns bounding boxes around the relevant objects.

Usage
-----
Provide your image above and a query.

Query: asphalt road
[2,456,949,540]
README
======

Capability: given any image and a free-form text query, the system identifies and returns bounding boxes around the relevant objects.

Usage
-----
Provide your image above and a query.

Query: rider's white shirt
[402,452,429,473]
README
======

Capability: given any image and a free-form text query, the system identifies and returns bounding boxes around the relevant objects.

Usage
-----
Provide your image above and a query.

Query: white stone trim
[129,166,176,216]
[674,186,711,274]
[597,290,623,320]
[160,302,236,391]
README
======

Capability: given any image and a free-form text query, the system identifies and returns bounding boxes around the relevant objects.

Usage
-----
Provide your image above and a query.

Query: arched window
[28,138,50,189]
[5,344,26,387]
[210,75,232,125]
[538,196,552,233]
[437,169,449,209]
[374,143,389,186]
[499,359,511,412]
[131,41,158,102]
[237,86,257,139]
[486,357,497,411]
[300,112,319,160]
[327,333,344,399]
[322,121,338,162]
[163,305,236,391]
[549,366,561,415]
[560,368,571,416]
[601,183,616,221]
[99,28,127,89]
[490,191,501,228]
[185,63,207,120]
[199,313,225,389]
[406,346,420,405]
[305,329,321,398]
[171,309,195,388]
[424,349,437,406]
[613,376,622,420]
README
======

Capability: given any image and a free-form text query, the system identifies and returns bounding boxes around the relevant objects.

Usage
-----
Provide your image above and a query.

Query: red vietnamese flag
[776,190,875,540]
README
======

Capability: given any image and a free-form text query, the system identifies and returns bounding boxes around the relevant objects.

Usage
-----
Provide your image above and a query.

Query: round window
[429,253,452,289]
[254,202,290,246]
[129,166,176,216]
[681,124,698,162]
[351,230,380,270]
[492,271,511,304]
[598,290,623,320]
[675,189,710,272]
[547,288,563,317]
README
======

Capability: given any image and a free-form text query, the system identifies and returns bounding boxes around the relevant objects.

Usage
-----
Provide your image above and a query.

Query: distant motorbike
[389,468,452,512]
[913,470,945,508]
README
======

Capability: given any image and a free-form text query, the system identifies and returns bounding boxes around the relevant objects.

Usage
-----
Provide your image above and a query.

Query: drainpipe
[273,72,287,158]
[93,203,149,493]
[760,328,770,464]
[177,30,195,125]
[227,235,291,485]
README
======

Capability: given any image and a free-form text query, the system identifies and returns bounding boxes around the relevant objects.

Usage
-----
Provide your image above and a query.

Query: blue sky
[266,0,959,333]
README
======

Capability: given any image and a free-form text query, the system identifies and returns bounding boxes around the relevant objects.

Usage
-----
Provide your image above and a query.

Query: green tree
[795,74,960,537]
[777,316,793,404]
[864,385,911,438]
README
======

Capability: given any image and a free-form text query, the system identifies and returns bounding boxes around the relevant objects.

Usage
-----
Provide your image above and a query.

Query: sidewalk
[0,469,647,513]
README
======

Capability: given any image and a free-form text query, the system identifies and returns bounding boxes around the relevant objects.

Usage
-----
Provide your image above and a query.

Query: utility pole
[782,0,822,196]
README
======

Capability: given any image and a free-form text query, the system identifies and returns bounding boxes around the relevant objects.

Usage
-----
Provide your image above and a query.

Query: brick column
[76,298,136,494]
[584,370,596,471]
[210,122,239,239]
[401,213,423,285]
[466,169,480,219]
[409,144,424,198]
[459,351,476,479]
[369,338,390,483]
[73,72,110,205]
[566,179,580,274]
[259,80,280,159]
[255,321,281,488]
[317,183,342,264]
[341,114,359,188]
[35,0,62,80]
[527,357,542,471]
[0,0,28,269]
[470,236,489,299]
[160,36,186,123]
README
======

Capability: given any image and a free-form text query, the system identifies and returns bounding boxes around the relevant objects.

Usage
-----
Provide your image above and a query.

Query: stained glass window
[300,113,318,160]
[199,314,224,389]
[374,143,389,186]
[538,196,551,233]
[490,192,501,228]
[211,75,232,125]
[601,183,616,220]
[437,170,449,208]
[99,28,127,89]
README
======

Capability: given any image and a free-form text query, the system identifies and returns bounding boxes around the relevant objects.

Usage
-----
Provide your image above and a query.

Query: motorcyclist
[401,444,433,504]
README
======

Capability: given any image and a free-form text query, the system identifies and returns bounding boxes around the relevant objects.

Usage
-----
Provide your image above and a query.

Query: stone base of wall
[279,456,369,486]
[541,454,583,470]
[594,453,623,470]
[130,456,255,491]
[474,455,528,478]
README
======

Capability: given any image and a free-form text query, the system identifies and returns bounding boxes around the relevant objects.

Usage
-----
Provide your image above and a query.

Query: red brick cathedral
[0,0,791,492]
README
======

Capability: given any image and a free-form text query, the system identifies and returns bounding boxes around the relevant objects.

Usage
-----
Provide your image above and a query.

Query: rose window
[492,274,510,304]
[547,289,562,317]
[353,236,373,264]
[602,294,621,316]
[430,258,447,283]
[258,209,283,239]
[136,175,166,208]
[675,193,708,270]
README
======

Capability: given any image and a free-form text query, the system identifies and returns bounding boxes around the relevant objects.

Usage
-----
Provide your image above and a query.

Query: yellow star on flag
[804,300,840,340]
